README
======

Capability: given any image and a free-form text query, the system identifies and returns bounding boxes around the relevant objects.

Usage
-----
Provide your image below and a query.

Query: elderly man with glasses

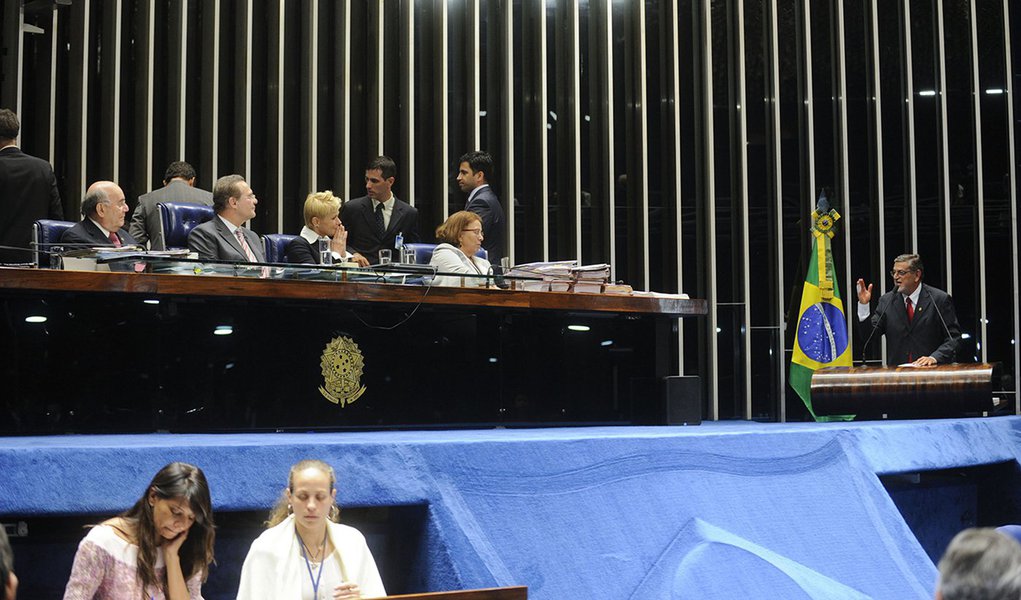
[856,253,962,367]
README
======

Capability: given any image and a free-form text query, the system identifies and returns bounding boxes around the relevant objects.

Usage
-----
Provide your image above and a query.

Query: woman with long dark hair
[63,462,216,600]
[236,459,385,600]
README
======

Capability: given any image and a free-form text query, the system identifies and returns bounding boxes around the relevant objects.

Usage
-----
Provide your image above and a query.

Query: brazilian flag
[789,195,852,419]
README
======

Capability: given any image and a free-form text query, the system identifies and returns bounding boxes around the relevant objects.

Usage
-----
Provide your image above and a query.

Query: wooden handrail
[377,586,527,600]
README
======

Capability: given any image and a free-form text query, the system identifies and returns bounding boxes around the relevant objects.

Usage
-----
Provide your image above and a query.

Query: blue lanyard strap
[296,530,327,599]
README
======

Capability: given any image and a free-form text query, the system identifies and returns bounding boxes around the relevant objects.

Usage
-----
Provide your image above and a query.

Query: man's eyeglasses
[890,269,915,278]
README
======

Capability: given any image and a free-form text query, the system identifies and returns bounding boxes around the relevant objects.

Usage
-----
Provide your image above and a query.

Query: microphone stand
[860,291,891,366]
[926,284,959,363]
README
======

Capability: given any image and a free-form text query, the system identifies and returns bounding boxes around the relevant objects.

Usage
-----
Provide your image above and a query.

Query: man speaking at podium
[856,253,961,367]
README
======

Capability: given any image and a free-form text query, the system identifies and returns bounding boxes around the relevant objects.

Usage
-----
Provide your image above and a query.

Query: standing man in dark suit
[341,155,420,265]
[0,108,64,264]
[60,181,137,247]
[129,160,213,249]
[456,150,505,264]
[187,174,265,262]
[856,253,962,366]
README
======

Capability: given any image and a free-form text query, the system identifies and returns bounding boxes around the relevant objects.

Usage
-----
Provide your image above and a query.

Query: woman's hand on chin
[163,528,189,558]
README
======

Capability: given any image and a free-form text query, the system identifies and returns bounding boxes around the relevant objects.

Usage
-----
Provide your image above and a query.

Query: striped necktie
[234,228,258,262]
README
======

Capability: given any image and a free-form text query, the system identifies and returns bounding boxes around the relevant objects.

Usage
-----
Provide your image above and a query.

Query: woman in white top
[428,210,492,287]
[236,460,386,600]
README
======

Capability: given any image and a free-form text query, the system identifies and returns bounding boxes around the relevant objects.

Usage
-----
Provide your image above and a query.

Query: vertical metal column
[540,0,549,260]
[768,0,786,420]
[1004,0,1020,413]
[502,0,514,262]
[668,0,682,372]
[141,0,154,186]
[936,0,952,294]
[902,0,917,249]
[71,0,91,201]
[308,0,318,191]
[835,0,851,340]
[801,0,815,202]
[402,0,415,205]
[440,0,450,216]
[735,0,751,418]
[637,1,650,288]
[469,0,480,149]
[275,1,285,231]
[49,7,59,163]
[377,0,385,154]
[111,0,122,182]
[341,0,350,203]
[178,0,187,160]
[571,0,582,261]
[700,0,718,419]
[869,0,887,362]
[244,0,253,181]
[968,0,987,360]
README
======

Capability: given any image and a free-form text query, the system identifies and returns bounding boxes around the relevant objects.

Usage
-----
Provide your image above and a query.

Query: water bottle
[318,236,332,265]
[394,232,404,262]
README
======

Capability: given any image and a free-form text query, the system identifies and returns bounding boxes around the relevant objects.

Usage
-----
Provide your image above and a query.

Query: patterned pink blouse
[63,525,204,600]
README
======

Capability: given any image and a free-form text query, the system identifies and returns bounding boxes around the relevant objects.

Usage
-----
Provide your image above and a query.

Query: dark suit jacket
[59,219,137,248]
[284,236,322,264]
[859,283,961,365]
[129,180,213,250]
[187,217,266,262]
[464,185,505,264]
[0,146,64,263]
[341,195,420,264]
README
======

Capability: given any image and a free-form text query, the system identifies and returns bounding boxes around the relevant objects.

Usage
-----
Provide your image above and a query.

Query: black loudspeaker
[632,376,702,425]
[663,376,702,425]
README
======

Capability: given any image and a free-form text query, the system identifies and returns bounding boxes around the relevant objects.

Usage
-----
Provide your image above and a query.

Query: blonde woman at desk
[429,210,491,287]
[236,460,385,600]
[285,191,360,266]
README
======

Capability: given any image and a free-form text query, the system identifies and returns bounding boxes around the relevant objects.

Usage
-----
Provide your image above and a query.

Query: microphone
[926,285,959,362]
[860,290,892,366]
[488,265,509,289]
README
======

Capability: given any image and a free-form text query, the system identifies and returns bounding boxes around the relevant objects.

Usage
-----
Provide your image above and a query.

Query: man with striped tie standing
[187,174,265,263]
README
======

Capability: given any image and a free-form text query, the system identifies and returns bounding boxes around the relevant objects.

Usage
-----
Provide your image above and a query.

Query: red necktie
[108,232,121,248]
[906,297,914,323]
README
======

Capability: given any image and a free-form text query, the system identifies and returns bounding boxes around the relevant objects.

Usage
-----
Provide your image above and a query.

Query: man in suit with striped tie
[187,174,265,263]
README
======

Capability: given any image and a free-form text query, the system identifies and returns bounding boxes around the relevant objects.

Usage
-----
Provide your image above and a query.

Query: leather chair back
[403,243,488,264]
[403,243,437,264]
[158,202,216,250]
[263,233,298,263]
[32,219,76,268]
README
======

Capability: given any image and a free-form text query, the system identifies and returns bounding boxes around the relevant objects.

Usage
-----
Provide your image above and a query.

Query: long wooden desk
[0,267,706,433]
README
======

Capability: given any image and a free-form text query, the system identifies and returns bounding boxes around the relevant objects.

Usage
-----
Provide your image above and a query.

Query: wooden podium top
[811,363,1003,418]
[0,266,706,317]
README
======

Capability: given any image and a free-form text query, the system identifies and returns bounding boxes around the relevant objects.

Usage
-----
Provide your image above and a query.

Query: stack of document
[570,264,611,293]
[505,260,577,291]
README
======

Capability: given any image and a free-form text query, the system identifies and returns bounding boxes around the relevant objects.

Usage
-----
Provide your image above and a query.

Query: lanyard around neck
[296,530,327,599]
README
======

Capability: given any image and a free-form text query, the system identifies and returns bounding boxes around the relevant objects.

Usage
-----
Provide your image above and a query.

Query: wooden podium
[810,363,1003,419]
[380,587,527,599]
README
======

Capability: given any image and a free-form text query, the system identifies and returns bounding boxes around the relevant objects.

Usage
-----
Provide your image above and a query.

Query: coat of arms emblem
[318,336,367,406]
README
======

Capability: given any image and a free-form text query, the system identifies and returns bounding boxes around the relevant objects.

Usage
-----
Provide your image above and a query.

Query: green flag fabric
[789,200,853,419]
